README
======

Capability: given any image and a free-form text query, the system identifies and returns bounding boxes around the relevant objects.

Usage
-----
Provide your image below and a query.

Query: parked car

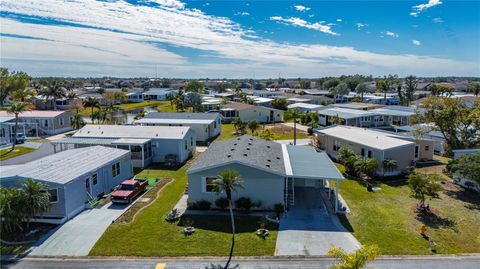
[111,179,148,204]
[15,133,26,144]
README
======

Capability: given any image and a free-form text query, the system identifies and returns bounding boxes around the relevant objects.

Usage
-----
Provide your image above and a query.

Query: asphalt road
[4,256,480,269]
[1,143,73,165]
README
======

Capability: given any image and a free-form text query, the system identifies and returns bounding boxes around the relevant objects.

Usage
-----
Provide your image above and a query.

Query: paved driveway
[275,187,360,256]
[28,203,129,256]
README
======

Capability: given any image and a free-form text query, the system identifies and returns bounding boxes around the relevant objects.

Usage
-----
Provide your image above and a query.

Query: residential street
[5,256,480,269]
[1,142,56,165]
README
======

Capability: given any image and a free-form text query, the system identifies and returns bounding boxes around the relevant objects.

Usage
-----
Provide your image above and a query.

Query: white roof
[134,118,214,125]
[287,97,312,102]
[371,108,415,117]
[0,146,130,184]
[318,107,375,119]
[74,125,190,139]
[317,126,414,150]
[287,103,323,110]
[253,97,273,103]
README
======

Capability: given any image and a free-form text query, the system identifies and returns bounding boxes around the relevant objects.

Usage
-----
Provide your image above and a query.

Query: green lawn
[0,244,32,256]
[0,146,35,161]
[26,137,50,143]
[89,162,278,256]
[336,164,480,254]
[218,123,309,141]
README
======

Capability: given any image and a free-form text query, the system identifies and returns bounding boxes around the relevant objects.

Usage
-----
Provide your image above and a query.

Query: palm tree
[7,102,28,151]
[355,82,368,102]
[376,78,391,104]
[21,179,51,228]
[40,78,66,110]
[468,82,480,97]
[247,120,259,135]
[354,157,378,180]
[307,112,319,130]
[382,158,398,177]
[71,113,85,129]
[284,109,302,145]
[83,96,100,124]
[213,169,244,269]
[328,244,380,269]
[11,87,37,103]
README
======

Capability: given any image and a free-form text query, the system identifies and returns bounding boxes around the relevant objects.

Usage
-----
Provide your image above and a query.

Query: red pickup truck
[111,179,148,204]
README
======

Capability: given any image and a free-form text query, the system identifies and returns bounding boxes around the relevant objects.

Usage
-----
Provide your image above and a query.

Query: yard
[218,123,308,141]
[89,162,278,256]
[73,100,171,116]
[336,164,480,255]
[0,146,35,161]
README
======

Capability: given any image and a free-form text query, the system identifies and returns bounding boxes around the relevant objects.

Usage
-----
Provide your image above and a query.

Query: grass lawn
[89,162,278,256]
[336,164,480,255]
[26,137,50,143]
[218,123,309,141]
[0,244,31,256]
[0,146,35,161]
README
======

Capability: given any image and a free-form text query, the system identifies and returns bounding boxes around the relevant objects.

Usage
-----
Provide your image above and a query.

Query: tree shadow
[177,215,278,233]
[445,187,480,211]
[415,212,458,232]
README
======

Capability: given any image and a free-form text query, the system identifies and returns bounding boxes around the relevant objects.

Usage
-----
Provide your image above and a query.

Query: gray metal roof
[188,135,285,175]
[0,146,130,184]
[286,145,344,180]
[73,125,190,139]
[144,112,220,120]
[52,137,118,145]
[318,108,375,119]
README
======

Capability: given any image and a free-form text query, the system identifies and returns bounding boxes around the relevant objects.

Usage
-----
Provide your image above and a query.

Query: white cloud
[412,39,421,46]
[410,0,443,16]
[0,0,477,77]
[336,19,342,22]
[385,31,399,38]
[234,11,250,16]
[294,5,310,12]
[432,17,444,24]
[270,16,339,36]
[356,23,367,29]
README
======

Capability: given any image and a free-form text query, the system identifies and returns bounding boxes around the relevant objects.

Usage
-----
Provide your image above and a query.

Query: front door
[85,177,92,199]
[269,110,274,122]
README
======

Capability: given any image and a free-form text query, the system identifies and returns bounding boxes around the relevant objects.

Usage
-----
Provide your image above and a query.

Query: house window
[205,177,217,193]
[425,146,429,151]
[48,189,58,203]
[415,146,419,158]
[85,178,90,189]
[59,118,64,126]
[0,128,5,137]
[361,148,365,157]
[92,174,98,185]
[214,121,217,128]
[112,162,120,177]
[44,120,49,127]
[185,141,187,150]
[368,150,373,158]
[190,137,193,146]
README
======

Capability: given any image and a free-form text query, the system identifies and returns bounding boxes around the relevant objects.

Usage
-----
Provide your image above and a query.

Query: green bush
[235,197,253,211]
[215,197,229,210]
[273,203,284,217]
[192,200,211,210]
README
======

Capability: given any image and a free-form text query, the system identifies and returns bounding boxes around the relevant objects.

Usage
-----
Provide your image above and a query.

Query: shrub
[191,200,211,210]
[215,197,229,210]
[307,127,313,135]
[235,197,253,211]
[274,203,284,217]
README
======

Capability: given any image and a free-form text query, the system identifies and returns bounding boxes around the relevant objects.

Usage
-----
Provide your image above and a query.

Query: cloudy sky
[1,0,479,78]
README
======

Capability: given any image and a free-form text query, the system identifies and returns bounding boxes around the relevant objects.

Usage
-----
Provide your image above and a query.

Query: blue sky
[1,0,479,78]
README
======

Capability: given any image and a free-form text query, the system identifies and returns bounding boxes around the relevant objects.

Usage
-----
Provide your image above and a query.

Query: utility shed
[0,146,133,224]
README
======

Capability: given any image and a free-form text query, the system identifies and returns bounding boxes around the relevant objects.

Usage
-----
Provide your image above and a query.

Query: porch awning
[286,145,344,181]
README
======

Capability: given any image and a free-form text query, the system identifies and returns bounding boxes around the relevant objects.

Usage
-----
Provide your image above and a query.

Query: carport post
[335,180,339,213]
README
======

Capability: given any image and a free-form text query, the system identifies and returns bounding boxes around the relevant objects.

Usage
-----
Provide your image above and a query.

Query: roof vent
[237,138,241,140]
[276,157,281,160]
[248,142,252,145]
[156,134,159,136]
[243,154,248,157]
[231,148,235,151]
[246,148,250,150]
[249,138,253,141]
[234,143,237,146]
[267,145,271,148]
[227,155,232,158]
[266,164,270,168]
[267,159,271,162]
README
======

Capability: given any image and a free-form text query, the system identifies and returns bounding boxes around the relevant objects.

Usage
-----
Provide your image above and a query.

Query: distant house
[370,106,417,126]
[317,107,379,127]
[0,146,133,224]
[133,112,222,143]
[143,88,178,100]
[0,116,14,145]
[287,103,324,113]
[315,126,434,176]
[395,124,446,154]
[220,102,284,123]
[299,89,330,96]
[286,97,312,104]
[201,96,222,111]
[298,94,334,105]
[0,110,74,136]
[126,92,144,103]
[187,136,345,212]
[451,149,480,192]
[330,102,384,111]
[51,125,195,167]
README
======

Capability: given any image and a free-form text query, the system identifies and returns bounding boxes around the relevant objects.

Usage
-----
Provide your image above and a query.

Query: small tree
[83,96,100,124]
[355,82,368,102]
[468,82,480,96]
[407,173,442,209]
[21,179,51,228]
[327,245,380,269]
[258,129,275,141]
[271,98,288,110]
[446,153,480,185]
[354,157,378,179]
[382,158,398,177]
[247,120,259,135]
[233,119,246,135]
[7,102,28,151]
[337,146,355,164]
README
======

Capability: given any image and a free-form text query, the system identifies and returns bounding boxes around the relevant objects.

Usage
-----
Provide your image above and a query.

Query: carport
[283,145,345,212]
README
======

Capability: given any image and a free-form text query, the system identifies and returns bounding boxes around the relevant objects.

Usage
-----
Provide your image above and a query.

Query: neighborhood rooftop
[0,146,130,184]
[188,135,285,175]
[139,112,220,124]
[285,145,344,180]
[73,125,190,139]
[316,125,415,150]
[318,107,376,119]
[0,110,67,118]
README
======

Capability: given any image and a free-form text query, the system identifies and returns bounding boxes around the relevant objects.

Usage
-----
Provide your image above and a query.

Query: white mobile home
[52,125,195,167]
[143,88,178,100]
[133,112,222,143]
[220,102,284,123]
[0,146,133,224]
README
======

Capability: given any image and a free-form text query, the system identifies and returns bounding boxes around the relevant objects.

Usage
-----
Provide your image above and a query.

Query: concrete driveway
[275,187,360,256]
[28,202,129,256]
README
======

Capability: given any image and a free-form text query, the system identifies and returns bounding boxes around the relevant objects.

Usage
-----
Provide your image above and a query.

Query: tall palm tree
[213,169,244,269]
[7,102,28,151]
[71,113,85,129]
[284,108,302,145]
[354,157,378,180]
[83,96,100,124]
[376,78,391,104]
[355,82,368,102]
[328,244,380,269]
[382,158,398,177]
[40,78,66,110]
[21,179,51,228]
